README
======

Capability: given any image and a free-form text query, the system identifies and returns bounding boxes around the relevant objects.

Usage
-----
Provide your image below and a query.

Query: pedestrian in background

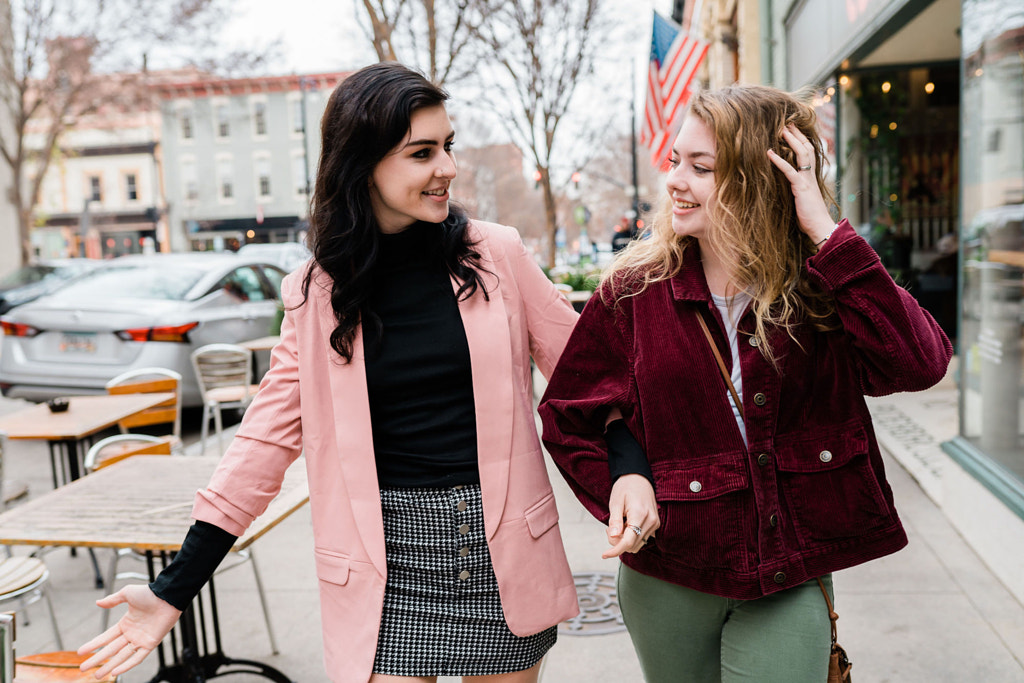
[539,83,952,682]
[78,62,579,683]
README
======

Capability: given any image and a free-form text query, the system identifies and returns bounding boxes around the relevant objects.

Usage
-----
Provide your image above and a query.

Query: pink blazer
[191,222,581,683]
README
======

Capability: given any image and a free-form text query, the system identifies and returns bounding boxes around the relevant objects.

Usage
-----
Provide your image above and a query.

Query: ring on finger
[628,524,643,537]
[798,165,812,171]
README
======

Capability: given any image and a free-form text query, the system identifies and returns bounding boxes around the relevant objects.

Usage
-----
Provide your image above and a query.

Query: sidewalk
[2,376,1023,681]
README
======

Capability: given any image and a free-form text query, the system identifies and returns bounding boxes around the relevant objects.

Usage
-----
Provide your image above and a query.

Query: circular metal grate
[558,571,626,636]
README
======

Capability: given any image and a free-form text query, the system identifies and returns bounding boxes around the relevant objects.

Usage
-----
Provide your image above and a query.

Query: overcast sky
[222,0,672,75]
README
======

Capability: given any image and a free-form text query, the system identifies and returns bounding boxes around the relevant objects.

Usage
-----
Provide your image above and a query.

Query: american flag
[641,12,709,170]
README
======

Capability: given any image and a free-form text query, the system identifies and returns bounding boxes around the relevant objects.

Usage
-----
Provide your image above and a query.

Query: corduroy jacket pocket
[774,425,894,543]
[651,452,751,570]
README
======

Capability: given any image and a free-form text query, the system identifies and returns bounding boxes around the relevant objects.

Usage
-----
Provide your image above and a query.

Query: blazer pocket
[313,548,351,586]
[524,491,559,539]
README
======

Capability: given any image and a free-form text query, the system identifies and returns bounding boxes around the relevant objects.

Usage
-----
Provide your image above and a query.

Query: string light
[881,81,891,93]
[889,122,898,130]
[925,82,935,94]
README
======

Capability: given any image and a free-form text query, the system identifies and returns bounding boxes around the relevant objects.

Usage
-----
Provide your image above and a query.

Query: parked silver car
[236,242,312,272]
[0,253,286,407]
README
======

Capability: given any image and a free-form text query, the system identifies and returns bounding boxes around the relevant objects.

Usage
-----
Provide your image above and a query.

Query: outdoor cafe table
[0,455,309,683]
[0,393,177,487]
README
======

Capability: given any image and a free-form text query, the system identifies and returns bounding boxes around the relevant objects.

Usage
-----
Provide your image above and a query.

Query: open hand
[767,124,835,244]
[77,585,181,679]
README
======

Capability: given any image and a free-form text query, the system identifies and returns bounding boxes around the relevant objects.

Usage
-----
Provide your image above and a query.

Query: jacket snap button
[748,336,760,347]
[753,392,767,406]
[459,547,469,557]
[459,570,470,580]
[689,480,702,493]
[457,500,468,512]
[773,571,786,584]
[769,514,778,528]
[757,453,769,466]
[819,450,833,463]
[458,524,470,535]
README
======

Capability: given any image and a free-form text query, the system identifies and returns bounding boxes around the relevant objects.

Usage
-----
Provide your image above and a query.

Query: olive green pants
[617,564,833,683]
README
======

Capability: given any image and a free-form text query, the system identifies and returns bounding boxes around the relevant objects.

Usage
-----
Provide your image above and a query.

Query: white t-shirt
[710,291,751,446]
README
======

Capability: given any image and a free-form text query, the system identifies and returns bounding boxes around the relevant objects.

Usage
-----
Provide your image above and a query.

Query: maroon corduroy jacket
[539,220,953,600]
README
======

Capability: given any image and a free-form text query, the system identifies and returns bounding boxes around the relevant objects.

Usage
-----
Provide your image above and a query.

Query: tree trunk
[539,167,558,269]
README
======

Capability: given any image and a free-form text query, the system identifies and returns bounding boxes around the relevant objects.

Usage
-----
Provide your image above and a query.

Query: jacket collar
[668,242,713,303]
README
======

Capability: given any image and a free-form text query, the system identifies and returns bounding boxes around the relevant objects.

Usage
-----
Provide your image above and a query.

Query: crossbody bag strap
[695,311,744,422]
[816,577,840,645]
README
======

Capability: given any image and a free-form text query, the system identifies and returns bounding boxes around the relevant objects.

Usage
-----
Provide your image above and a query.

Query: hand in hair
[767,124,836,245]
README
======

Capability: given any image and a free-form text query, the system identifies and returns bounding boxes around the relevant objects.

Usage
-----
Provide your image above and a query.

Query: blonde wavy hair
[602,84,839,364]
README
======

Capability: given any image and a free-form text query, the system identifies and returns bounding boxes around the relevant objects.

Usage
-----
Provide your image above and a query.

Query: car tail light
[0,321,40,337]
[115,322,199,343]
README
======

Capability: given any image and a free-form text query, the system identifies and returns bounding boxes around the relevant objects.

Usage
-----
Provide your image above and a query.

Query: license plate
[59,332,97,353]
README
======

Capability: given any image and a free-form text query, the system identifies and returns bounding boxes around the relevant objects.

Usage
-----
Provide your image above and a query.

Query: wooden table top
[0,393,177,441]
[239,336,281,352]
[0,456,309,552]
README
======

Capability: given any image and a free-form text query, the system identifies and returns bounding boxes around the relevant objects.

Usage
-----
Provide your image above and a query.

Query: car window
[216,266,267,302]
[51,265,206,301]
[260,266,285,298]
[0,265,55,288]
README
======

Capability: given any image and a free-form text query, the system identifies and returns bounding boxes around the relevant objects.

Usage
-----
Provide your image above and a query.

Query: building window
[255,156,272,198]
[253,101,267,137]
[180,110,194,140]
[88,175,102,202]
[125,174,138,201]
[292,153,308,196]
[215,104,230,138]
[217,157,234,200]
[182,160,199,201]
[290,98,304,134]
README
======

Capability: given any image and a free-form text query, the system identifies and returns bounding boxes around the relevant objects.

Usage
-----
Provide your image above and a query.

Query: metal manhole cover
[558,571,626,635]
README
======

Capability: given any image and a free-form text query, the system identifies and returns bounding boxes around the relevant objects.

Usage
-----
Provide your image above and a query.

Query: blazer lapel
[456,226,515,540]
[315,274,387,575]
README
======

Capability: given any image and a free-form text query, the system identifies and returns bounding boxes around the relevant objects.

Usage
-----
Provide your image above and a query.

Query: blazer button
[774,571,786,584]
[459,547,469,557]
[689,480,702,493]
[769,514,778,528]
[458,524,470,535]
[457,500,468,512]
[459,570,470,580]
[748,336,760,347]
[753,392,767,406]
[819,450,833,463]
[757,453,770,466]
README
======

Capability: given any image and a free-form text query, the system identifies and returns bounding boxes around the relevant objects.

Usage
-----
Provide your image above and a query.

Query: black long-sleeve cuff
[605,419,654,487]
[149,521,237,611]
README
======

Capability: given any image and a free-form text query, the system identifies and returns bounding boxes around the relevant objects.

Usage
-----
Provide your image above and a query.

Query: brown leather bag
[817,578,853,682]
[696,314,854,682]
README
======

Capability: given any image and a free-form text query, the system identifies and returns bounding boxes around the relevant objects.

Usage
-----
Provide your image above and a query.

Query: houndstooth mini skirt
[372,484,557,677]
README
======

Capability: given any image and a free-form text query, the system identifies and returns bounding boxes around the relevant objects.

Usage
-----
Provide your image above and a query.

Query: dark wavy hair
[300,62,488,362]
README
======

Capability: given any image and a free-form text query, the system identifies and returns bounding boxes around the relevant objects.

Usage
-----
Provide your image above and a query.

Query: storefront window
[959,0,1024,486]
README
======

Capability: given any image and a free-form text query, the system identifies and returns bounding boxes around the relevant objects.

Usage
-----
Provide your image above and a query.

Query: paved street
[0,370,1022,682]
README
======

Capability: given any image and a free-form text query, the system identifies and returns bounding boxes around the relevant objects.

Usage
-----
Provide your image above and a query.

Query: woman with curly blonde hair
[540,84,952,682]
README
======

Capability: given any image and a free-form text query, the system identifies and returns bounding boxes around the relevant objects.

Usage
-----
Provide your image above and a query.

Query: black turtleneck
[364,223,480,487]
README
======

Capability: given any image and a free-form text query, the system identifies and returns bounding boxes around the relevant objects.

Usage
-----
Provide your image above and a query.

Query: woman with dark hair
[78,62,579,683]
[539,84,952,682]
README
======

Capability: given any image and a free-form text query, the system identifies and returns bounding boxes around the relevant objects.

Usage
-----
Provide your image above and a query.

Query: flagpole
[630,61,641,236]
